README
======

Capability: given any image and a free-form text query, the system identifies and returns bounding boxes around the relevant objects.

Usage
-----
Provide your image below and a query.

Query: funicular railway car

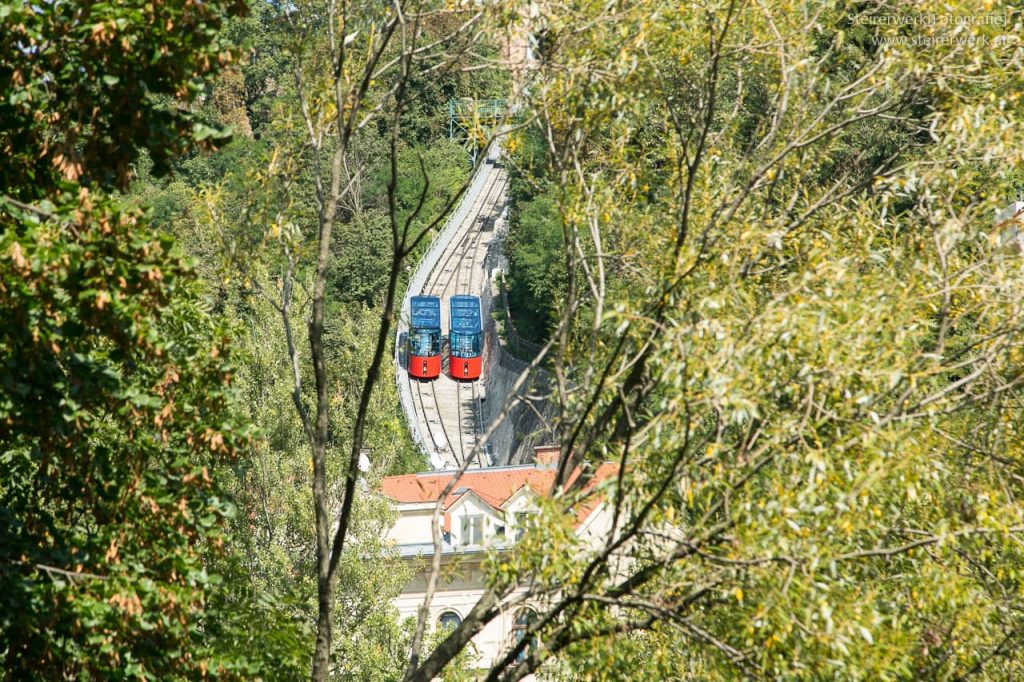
[449,294,482,380]
[408,295,441,379]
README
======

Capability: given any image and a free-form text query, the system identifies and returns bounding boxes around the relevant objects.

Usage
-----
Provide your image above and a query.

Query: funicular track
[406,161,508,468]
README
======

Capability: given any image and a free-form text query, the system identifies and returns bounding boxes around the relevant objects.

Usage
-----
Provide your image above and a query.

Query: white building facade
[380,453,618,673]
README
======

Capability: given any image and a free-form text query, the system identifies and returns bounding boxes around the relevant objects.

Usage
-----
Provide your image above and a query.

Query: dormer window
[514,511,533,541]
[460,514,483,546]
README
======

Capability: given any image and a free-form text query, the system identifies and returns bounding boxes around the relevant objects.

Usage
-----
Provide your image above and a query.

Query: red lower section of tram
[449,355,482,381]
[409,354,442,379]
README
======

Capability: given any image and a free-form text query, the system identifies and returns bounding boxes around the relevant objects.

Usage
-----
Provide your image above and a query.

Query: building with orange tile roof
[379,449,618,673]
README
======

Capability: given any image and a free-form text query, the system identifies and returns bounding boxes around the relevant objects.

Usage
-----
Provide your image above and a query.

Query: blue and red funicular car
[449,294,482,380]
[408,295,442,379]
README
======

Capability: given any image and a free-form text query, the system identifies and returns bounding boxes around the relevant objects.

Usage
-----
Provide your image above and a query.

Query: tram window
[451,331,482,358]
[410,329,440,356]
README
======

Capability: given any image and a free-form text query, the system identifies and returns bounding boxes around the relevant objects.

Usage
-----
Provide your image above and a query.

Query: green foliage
[218,1,294,137]
[505,187,566,342]
[330,210,395,306]
[337,141,469,306]
[116,4,481,678]
[484,0,1024,679]
[0,191,269,678]
[0,0,246,194]
[0,1,311,677]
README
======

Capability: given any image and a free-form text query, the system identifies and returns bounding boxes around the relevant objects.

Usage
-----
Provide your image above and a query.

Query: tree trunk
[311,574,334,679]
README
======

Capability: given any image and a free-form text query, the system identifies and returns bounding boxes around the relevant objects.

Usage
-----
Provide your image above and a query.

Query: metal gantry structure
[448,98,509,164]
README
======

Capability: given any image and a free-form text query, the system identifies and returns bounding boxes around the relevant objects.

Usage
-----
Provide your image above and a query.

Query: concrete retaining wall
[478,207,555,465]
[479,317,554,464]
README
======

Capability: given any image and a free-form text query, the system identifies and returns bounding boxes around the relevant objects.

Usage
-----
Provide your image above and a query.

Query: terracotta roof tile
[379,462,619,527]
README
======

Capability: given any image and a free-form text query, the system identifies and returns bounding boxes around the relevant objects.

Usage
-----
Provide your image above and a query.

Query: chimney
[534,445,560,469]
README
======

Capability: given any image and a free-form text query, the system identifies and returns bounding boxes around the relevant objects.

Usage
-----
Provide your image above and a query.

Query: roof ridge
[413,463,538,477]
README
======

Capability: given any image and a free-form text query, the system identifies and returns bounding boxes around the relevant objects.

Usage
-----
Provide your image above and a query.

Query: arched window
[438,610,462,632]
[512,608,537,662]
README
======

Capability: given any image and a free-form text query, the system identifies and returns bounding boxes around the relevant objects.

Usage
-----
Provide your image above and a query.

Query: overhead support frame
[448,98,509,165]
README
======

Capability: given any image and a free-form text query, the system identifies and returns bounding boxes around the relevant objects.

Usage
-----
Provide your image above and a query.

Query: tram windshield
[409,329,440,356]
[450,330,482,358]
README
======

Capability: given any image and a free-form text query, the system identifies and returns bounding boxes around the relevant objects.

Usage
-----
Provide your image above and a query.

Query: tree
[10,0,1019,678]
[0,0,243,194]
[0,194,250,679]
[274,3,501,675]
[0,1,307,677]
[505,184,568,342]
[219,2,509,677]
[400,0,1024,679]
